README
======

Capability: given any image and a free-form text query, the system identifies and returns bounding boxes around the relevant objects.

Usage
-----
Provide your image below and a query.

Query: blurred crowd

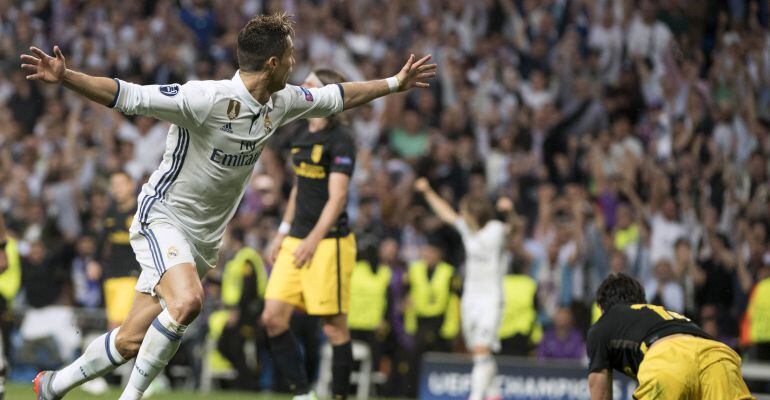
[1,0,770,396]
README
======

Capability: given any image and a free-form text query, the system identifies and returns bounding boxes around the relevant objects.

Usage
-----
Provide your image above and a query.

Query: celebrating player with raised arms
[414,178,507,400]
[20,12,436,400]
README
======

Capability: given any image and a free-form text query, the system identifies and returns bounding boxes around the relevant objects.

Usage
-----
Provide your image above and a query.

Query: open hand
[20,46,67,84]
[395,54,437,91]
[268,234,286,264]
[293,235,321,268]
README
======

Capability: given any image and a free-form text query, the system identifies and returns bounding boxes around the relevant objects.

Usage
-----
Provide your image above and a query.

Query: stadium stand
[2,0,770,398]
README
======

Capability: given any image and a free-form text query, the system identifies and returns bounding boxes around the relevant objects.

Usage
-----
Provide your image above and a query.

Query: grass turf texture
[7,383,292,399]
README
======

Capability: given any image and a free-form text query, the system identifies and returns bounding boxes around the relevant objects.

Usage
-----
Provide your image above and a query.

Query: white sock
[52,328,127,396]
[119,309,187,400]
[469,354,496,400]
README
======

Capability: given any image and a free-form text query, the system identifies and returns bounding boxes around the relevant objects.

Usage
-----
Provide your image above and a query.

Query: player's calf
[119,264,200,400]
[323,315,353,400]
[114,329,143,359]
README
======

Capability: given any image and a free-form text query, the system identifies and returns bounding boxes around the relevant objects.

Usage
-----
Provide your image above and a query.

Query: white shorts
[130,219,216,296]
[462,297,502,351]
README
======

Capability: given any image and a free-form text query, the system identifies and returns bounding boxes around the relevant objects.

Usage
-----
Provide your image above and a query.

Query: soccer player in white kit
[21,13,437,400]
[415,178,507,400]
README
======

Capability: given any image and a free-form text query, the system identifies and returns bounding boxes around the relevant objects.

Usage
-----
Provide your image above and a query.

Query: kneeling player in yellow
[263,69,356,400]
[587,273,754,400]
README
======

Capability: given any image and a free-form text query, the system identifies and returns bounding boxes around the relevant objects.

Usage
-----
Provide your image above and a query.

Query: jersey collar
[232,70,274,115]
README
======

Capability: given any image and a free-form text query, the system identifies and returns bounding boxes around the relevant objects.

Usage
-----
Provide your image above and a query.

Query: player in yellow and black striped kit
[587,272,754,400]
[262,69,356,400]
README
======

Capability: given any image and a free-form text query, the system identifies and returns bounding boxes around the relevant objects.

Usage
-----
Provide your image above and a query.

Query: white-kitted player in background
[415,178,508,400]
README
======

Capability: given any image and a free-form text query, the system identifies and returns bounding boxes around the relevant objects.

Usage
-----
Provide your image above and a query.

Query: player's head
[459,194,494,230]
[303,68,346,88]
[596,272,646,312]
[237,12,296,92]
[110,171,135,204]
[303,68,347,124]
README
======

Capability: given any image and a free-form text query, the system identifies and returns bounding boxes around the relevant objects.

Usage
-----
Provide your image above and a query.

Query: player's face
[270,36,295,91]
[110,174,135,203]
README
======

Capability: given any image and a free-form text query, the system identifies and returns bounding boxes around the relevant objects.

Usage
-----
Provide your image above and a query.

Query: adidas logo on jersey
[220,123,233,134]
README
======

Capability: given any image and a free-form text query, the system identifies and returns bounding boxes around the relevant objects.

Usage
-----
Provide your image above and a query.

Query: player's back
[456,219,506,301]
[587,303,710,378]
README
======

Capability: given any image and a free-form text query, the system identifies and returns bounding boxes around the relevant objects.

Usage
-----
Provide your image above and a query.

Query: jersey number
[631,304,690,321]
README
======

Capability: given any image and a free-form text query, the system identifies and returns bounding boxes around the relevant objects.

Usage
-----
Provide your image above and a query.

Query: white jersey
[454,218,507,304]
[112,71,344,257]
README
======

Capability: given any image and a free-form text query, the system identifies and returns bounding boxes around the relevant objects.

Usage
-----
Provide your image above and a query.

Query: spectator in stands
[645,258,685,313]
[19,240,79,367]
[536,307,585,361]
[70,235,102,309]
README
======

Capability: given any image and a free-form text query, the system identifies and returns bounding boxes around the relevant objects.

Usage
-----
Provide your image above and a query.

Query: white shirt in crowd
[625,14,673,67]
[649,213,686,265]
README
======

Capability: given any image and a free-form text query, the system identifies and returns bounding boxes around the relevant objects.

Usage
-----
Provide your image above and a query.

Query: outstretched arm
[414,178,459,225]
[21,46,213,127]
[21,46,118,106]
[340,54,437,110]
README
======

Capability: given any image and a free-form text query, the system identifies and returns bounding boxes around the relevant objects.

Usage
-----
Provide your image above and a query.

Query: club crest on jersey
[311,144,323,163]
[227,100,241,119]
[167,246,178,258]
[159,84,180,97]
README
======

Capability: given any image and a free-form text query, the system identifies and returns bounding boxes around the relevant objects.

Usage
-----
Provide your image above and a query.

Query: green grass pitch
[7,383,292,399]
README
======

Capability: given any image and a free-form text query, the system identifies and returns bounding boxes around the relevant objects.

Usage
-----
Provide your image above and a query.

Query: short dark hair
[460,194,495,228]
[596,272,646,312]
[313,68,346,86]
[237,12,295,72]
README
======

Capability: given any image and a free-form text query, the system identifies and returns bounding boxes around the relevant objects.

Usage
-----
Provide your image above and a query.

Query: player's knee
[322,319,349,344]
[167,291,203,325]
[115,331,141,359]
[261,310,289,335]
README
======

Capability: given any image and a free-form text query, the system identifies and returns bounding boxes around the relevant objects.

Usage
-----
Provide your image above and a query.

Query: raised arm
[340,54,437,110]
[414,178,459,225]
[21,46,213,127]
[21,46,117,106]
